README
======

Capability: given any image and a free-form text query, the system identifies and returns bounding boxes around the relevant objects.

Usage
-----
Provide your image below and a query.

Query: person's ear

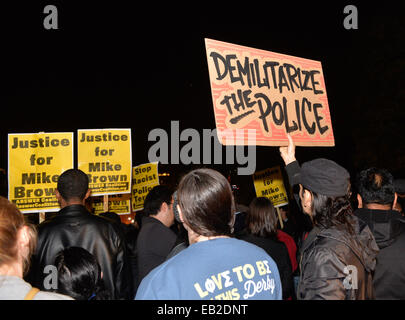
[177,205,184,223]
[160,202,168,214]
[357,194,363,208]
[84,189,91,200]
[55,189,61,202]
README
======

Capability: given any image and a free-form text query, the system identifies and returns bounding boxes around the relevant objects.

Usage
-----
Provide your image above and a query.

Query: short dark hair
[247,197,278,238]
[143,185,173,216]
[177,168,235,237]
[356,168,395,205]
[54,247,110,300]
[57,169,89,201]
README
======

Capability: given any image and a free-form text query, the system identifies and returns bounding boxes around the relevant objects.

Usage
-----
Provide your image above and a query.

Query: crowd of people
[1,135,405,300]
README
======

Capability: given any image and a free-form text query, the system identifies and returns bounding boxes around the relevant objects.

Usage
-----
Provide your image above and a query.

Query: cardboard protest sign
[205,38,334,146]
[8,132,74,213]
[252,166,288,208]
[132,162,159,211]
[92,193,131,215]
[77,129,132,196]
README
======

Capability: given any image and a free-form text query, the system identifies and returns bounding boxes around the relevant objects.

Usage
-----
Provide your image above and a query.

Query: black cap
[300,158,350,197]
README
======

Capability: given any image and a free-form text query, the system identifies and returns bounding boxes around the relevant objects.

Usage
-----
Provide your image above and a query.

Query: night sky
[2,2,404,203]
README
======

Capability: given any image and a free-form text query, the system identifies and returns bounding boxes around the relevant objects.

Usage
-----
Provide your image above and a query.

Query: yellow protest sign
[8,132,74,213]
[77,129,132,196]
[252,166,288,207]
[91,193,132,215]
[132,162,159,211]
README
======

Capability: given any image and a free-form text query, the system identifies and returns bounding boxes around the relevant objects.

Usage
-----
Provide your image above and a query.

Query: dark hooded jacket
[355,208,405,299]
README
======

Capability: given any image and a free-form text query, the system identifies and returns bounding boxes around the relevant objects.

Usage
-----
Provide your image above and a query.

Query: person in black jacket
[355,168,405,299]
[237,197,294,299]
[135,185,177,288]
[279,135,379,300]
[27,169,132,299]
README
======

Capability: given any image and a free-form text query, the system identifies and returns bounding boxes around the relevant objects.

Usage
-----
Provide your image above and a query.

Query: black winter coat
[355,208,405,299]
[28,205,132,299]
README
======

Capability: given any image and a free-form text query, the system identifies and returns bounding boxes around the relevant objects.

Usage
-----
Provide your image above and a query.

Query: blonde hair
[0,196,37,275]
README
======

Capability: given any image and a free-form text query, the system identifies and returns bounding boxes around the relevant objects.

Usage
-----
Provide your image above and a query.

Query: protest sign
[77,129,132,196]
[252,166,288,208]
[205,38,334,146]
[92,193,132,215]
[132,162,159,211]
[8,132,74,213]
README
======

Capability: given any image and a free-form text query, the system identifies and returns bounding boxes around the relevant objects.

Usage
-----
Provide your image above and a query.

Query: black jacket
[355,208,405,299]
[28,205,132,299]
[238,232,294,299]
[136,216,177,286]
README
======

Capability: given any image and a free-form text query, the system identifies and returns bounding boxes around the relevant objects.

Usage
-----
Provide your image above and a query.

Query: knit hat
[300,158,350,197]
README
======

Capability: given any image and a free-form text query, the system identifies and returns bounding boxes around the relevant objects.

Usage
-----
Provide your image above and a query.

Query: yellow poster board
[92,193,132,215]
[8,132,74,213]
[252,166,288,207]
[132,162,159,211]
[77,129,132,196]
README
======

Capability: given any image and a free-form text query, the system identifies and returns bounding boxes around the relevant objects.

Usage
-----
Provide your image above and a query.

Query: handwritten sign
[8,132,74,213]
[205,38,334,146]
[252,166,288,207]
[132,162,159,211]
[77,129,132,196]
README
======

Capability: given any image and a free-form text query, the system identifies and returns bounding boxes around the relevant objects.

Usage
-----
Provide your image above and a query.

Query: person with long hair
[238,197,294,299]
[279,135,379,300]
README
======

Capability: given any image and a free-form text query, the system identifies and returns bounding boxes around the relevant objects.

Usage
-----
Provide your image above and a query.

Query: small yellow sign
[92,193,132,215]
[252,166,288,207]
[8,132,74,213]
[132,162,159,211]
[77,129,132,196]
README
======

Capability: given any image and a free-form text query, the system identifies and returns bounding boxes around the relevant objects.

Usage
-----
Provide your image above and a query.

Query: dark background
[1,1,404,205]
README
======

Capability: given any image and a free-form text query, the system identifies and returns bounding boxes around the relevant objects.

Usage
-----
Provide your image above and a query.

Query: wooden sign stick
[276,207,284,230]
[103,194,109,212]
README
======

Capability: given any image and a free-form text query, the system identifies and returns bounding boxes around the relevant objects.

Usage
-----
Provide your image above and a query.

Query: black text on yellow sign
[8,132,74,213]
[77,129,132,196]
[252,166,288,207]
[132,162,159,211]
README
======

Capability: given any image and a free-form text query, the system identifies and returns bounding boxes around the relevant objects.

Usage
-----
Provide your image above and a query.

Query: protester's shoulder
[34,291,74,300]
[141,217,176,237]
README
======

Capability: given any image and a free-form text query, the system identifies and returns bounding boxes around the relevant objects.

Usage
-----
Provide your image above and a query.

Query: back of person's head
[143,185,173,216]
[177,168,235,237]
[57,169,89,202]
[54,247,110,300]
[356,167,395,205]
[0,196,37,275]
[247,197,278,238]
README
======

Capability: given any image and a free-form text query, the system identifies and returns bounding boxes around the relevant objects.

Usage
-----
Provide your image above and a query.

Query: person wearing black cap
[355,169,405,299]
[279,135,379,300]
